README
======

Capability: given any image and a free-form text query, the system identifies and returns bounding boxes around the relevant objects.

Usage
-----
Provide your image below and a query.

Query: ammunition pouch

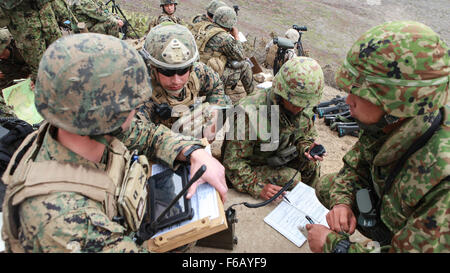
[117,153,151,232]
[266,146,298,167]
[355,188,393,246]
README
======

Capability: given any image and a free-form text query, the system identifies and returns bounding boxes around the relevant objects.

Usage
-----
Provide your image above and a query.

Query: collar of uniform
[39,125,107,171]
[373,110,441,166]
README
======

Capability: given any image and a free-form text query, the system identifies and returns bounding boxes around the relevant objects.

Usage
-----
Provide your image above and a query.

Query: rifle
[337,124,360,137]
[314,95,347,111]
[323,110,352,126]
[317,102,350,118]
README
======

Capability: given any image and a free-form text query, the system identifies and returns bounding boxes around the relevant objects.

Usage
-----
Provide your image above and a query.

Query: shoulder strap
[195,23,226,52]
[380,108,444,203]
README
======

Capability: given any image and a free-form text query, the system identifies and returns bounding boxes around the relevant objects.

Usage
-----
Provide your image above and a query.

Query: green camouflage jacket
[223,88,318,198]
[324,106,450,253]
[147,13,185,34]
[203,23,245,62]
[15,118,203,252]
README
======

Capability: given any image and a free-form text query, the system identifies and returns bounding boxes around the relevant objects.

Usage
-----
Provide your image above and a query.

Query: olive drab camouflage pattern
[35,33,151,136]
[67,0,121,37]
[272,57,324,108]
[0,27,12,52]
[160,0,178,5]
[0,0,23,10]
[336,20,449,118]
[314,21,450,253]
[0,0,77,81]
[143,22,199,70]
[223,87,321,199]
[213,6,237,30]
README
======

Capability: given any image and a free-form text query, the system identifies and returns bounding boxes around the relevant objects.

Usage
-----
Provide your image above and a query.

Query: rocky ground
[112,0,449,253]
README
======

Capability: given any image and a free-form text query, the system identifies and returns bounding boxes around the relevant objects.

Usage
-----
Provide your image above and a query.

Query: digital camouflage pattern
[35,33,151,136]
[336,20,449,118]
[223,88,321,199]
[144,23,199,70]
[67,0,121,37]
[5,33,205,252]
[0,0,76,81]
[160,0,178,5]
[314,21,450,253]
[200,23,255,95]
[272,57,324,108]
[138,61,229,129]
[213,6,237,30]
[190,0,227,25]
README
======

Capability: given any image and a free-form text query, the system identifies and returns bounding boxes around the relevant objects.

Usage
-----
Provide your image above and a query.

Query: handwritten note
[264,182,329,247]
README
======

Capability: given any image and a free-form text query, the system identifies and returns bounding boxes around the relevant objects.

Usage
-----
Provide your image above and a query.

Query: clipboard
[144,162,228,253]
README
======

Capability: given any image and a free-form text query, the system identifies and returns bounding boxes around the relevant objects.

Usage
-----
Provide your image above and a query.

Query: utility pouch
[266,146,299,167]
[117,153,151,232]
[355,188,392,246]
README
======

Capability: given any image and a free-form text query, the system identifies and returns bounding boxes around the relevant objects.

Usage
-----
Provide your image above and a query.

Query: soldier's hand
[118,20,124,28]
[306,224,332,253]
[186,149,228,203]
[326,204,357,235]
[260,183,284,201]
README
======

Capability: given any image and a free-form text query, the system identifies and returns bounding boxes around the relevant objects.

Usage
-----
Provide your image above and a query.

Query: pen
[283,195,291,204]
[305,215,315,224]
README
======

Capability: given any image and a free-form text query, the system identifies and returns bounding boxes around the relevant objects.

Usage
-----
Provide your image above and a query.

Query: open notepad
[264,182,329,247]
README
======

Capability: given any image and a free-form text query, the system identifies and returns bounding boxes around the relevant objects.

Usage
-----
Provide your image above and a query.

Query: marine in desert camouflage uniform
[1,33,227,253]
[146,0,185,34]
[193,6,255,97]
[0,0,77,81]
[223,57,325,200]
[308,21,449,253]
[66,0,123,37]
[138,23,230,142]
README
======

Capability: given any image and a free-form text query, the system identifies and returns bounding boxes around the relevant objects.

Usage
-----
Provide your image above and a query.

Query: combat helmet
[213,6,237,30]
[272,56,324,108]
[35,33,152,136]
[206,0,227,17]
[285,29,300,44]
[0,0,23,10]
[336,20,449,118]
[142,22,199,70]
[160,0,178,6]
[0,28,12,53]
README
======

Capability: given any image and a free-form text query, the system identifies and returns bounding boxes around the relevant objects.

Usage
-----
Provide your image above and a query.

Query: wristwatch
[332,239,351,253]
[183,144,203,162]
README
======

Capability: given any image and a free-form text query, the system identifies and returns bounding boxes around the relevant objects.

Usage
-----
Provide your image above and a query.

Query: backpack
[0,118,35,211]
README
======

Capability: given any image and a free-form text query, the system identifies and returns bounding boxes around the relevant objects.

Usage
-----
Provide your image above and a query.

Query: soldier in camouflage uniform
[1,33,228,253]
[223,57,325,200]
[193,6,255,97]
[67,0,123,37]
[189,0,227,26]
[138,23,230,142]
[146,0,185,34]
[0,0,77,81]
[307,21,449,253]
[0,28,30,118]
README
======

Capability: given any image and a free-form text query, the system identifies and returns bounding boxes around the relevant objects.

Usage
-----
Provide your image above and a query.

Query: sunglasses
[156,66,191,77]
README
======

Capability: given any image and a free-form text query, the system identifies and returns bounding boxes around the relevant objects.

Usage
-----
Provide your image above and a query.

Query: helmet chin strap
[355,114,400,134]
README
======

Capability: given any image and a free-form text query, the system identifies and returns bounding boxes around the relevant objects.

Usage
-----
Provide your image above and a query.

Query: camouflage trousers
[246,156,320,198]
[221,61,255,96]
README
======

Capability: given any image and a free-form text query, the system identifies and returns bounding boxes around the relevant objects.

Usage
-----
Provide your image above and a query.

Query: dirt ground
[187,84,366,253]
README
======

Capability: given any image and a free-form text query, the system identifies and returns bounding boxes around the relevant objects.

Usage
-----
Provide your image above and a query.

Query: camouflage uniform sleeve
[119,118,204,169]
[295,109,318,154]
[323,177,450,253]
[214,32,245,61]
[51,0,78,26]
[195,62,230,107]
[327,135,377,208]
[19,193,148,253]
[73,0,117,23]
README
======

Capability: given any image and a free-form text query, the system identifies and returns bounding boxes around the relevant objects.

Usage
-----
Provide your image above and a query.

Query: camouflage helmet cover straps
[336,20,449,117]
[35,33,152,136]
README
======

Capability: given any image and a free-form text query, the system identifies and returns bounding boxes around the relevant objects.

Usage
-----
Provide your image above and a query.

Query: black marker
[305,215,315,224]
